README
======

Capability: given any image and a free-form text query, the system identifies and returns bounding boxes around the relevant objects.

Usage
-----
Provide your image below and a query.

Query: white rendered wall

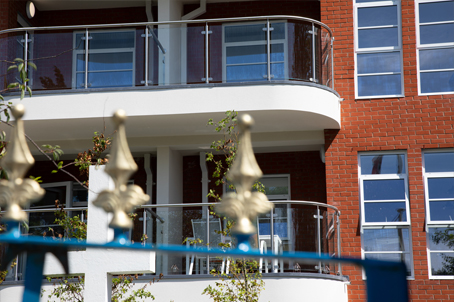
[0,276,349,302]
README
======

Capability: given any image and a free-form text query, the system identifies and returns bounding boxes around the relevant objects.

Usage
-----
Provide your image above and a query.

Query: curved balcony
[0,16,339,148]
[142,200,341,277]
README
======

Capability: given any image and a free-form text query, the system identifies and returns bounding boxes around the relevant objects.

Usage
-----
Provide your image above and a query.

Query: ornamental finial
[92,109,149,229]
[0,104,45,222]
[215,114,274,235]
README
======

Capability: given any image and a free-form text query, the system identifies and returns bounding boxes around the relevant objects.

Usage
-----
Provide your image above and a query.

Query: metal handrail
[0,207,87,214]
[0,15,332,37]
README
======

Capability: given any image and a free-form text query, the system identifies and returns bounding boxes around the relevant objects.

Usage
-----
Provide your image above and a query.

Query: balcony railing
[2,200,340,280]
[0,16,334,93]
[1,207,87,282]
[141,200,341,276]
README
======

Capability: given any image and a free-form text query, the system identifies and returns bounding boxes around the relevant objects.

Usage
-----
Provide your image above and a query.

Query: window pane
[76,54,85,72]
[226,45,266,65]
[365,253,412,276]
[419,1,454,23]
[428,227,454,250]
[420,48,454,70]
[88,53,133,71]
[363,228,410,251]
[358,74,402,96]
[76,73,84,88]
[358,6,398,27]
[75,33,85,50]
[225,24,266,43]
[364,179,406,200]
[420,71,454,93]
[428,178,454,199]
[424,152,454,172]
[271,63,285,80]
[358,28,399,48]
[89,31,135,49]
[364,202,407,222]
[271,23,286,40]
[226,64,266,82]
[420,24,454,44]
[271,44,284,62]
[430,252,454,276]
[357,52,401,74]
[361,154,406,175]
[357,0,389,2]
[88,71,133,88]
[260,177,289,195]
[429,200,454,221]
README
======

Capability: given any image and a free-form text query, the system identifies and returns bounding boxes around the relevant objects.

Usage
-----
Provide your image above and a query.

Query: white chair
[257,218,284,273]
[186,218,230,275]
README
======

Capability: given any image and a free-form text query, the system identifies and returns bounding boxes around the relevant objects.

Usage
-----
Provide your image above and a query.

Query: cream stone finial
[0,105,45,222]
[92,110,150,229]
[215,114,274,235]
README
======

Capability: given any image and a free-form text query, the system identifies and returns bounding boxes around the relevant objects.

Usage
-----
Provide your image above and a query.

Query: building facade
[0,0,453,301]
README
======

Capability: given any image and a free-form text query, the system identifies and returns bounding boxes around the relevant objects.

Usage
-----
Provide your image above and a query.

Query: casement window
[416,0,454,95]
[423,150,454,278]
[222,22,287,82]
[359,153,413,277]
[73,30,135,88]
[354,0,404,98]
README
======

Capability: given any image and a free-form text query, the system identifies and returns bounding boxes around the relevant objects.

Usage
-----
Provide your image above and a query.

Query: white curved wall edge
[6,84,341,129]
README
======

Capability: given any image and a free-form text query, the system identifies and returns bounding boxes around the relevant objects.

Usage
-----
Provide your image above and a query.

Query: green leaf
[27,61,37,70]
[7,83,19,89]
[51,170,58,174]
[7,65,17,71]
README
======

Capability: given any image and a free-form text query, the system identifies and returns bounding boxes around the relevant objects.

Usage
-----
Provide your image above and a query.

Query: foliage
[203,259,264,302]
[4,58,36,100]
[50,203,87,241]
[74,131,113,178]
[44,274,161,302]
[203,111,265,302]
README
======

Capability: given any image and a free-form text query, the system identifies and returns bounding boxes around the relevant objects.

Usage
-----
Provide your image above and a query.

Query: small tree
[202,111,265,302]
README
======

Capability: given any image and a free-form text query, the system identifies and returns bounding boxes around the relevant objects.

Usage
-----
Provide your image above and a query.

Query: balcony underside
[5,83,340,155]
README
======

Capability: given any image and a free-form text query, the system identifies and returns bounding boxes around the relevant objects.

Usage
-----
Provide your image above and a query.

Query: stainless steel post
[266,19,271,81]
[84,29,89,89]
[205,23,209,83]
[317,206,322,273]
[145,27,149,86]
[337,212,342,276]
[312,23,316,82]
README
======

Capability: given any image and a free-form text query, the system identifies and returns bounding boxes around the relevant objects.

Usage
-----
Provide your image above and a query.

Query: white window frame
[415,0,454,96]
[358,151,414,279]
[222,21,288,83]
[354,0,404,99]
[72,29,136,89]
[423,149,454,279]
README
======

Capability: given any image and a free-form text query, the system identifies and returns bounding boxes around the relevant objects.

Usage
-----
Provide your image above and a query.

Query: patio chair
[186,218,230,275]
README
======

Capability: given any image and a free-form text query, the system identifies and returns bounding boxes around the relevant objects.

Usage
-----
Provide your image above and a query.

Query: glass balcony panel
[88,31,135,49]
[88,71,133,88]
[30,30,74,91]
[321,27,332,88]
[287,21,313,81]
[226,64,267,82]
[134,27,146,87]
[208,24,222,83]
[185,25,206,84]
[225,23,266,43]
[226,45,267,65]
[0,33,26,91]
[88,53,133,71]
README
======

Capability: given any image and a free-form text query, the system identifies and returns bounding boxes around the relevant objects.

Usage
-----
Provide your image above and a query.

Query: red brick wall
[322,0,454,300]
